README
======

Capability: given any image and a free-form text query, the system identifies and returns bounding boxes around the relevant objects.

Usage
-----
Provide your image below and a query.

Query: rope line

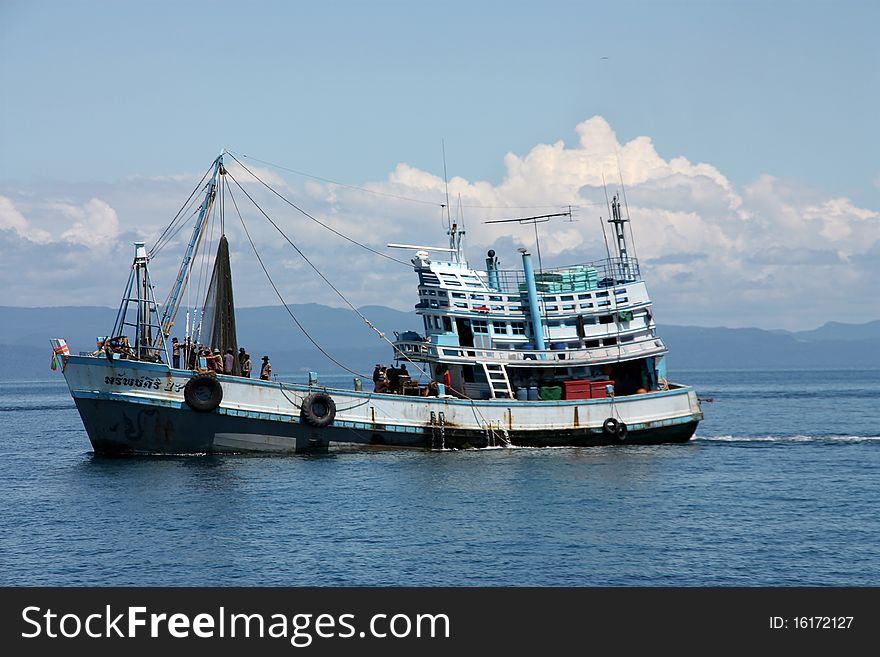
[226,182,369,379]
[227,150,593,210]
[227,152,410,267]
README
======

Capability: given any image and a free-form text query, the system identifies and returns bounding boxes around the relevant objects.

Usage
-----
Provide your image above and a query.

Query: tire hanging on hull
[300,392,336,428]
[602,416,628,442]
[184,375,223,413]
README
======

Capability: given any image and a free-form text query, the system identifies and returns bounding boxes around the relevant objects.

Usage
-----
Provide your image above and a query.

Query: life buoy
[300,392,336,428]
[184,375,222,413]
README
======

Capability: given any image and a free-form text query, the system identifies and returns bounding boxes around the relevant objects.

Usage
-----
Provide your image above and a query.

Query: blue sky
[1,0,878,329]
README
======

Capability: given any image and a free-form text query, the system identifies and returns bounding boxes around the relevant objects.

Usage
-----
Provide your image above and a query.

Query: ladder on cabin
[481,362,513,399]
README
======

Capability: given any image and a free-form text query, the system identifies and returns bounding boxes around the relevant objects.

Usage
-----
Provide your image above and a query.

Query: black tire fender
[184,375,222,413]
[616,421,628,441]
[301,392,336,428]
[602,417,619,436]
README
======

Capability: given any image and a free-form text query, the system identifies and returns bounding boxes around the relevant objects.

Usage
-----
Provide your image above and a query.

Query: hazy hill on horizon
[1,305,878,380]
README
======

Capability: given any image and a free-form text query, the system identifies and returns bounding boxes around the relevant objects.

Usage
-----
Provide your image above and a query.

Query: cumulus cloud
[1,116,878,331]
[55,198,120,249]
[0,195,52,244]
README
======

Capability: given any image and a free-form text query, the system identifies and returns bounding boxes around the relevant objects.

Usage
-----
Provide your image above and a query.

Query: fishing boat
[52,151,703,453]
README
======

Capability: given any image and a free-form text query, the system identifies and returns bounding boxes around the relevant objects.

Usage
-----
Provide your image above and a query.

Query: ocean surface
[1,369,878,586]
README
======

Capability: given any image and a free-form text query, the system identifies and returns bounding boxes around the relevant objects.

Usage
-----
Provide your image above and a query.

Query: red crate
[589,380,614,398]
[562,380,591,400]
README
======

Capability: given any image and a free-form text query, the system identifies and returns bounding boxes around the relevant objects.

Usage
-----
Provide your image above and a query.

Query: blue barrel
[516,387,528,401]
[437,383,446,396]
[528,386,539,400]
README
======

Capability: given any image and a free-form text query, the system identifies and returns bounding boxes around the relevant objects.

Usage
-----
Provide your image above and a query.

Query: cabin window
[489,295,503,301]
[492,321,508,334]
[562,304,576,311]
[442,316,452,332]
[433,316,441,329]
[620,335,635,343]
[578,293,592,299]
[579,303,594,309]
[471,294,485,300]
[462,365,475,383]
[453,302,468,308]
[472,320,489,334]
[599,315,614,324]
[560,295,574,301]
[511,322,526,335]
[452,292,466,298]
[545,305,558,312]
[437,290,448,297]
[604,337,617,346]
[596,291,609,298]
[423,316,430,331]
[428,290,436,296]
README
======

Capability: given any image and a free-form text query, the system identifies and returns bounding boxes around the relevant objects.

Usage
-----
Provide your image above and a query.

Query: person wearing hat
[211,349,223,373]
[241,352,252,378]
[260,356,272,380]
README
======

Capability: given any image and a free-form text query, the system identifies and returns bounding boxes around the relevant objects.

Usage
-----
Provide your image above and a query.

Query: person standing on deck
[223,349,235,375]
[171,337,180,369]
[241,352,252,378]
[260,356,272,380]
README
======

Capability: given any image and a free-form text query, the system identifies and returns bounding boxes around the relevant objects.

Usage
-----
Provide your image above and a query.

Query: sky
[1,0,878,331]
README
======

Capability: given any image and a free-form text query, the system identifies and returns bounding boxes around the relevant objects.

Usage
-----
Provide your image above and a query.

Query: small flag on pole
[50,339,69,371]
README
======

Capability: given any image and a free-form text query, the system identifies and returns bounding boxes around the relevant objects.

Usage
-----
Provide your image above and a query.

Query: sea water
[1,369,878,586]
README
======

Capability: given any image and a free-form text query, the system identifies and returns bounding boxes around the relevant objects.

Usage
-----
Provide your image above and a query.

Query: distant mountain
[789,320,880,342]
[661,324,880,370]
[1,305,877,381]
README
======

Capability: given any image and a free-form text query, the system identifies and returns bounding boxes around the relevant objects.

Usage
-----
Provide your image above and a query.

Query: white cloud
[1,116,878,330]
[0,195,52,244]
[55,198,120,249]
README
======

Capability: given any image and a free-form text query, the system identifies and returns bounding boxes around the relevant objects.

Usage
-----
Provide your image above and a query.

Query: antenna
[600,173,613,261]
[484,210,572,275]
[617,158,639,263]
[442,139,452,229]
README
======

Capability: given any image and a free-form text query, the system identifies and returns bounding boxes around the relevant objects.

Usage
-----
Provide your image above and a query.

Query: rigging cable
[227,150,592,210]
[226,152,411,267]
[148,161,214,258]
[225,182,368,379]
[225,170,435,381]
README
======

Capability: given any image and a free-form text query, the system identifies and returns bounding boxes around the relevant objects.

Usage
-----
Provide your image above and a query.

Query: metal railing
[476,257,640,295]
[393,334,665,365]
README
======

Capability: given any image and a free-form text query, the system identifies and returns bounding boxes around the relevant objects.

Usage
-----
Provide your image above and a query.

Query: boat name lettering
[103,375,183,392]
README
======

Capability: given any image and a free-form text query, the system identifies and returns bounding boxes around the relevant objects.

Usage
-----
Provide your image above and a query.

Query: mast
[447,222,465,264]
[154,152,224,349]
[607,194,632,280]
[110,241,165,362]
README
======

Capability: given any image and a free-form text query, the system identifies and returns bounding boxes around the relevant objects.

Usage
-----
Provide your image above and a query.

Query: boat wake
[0,403,75,413]
[696,434,880,444]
